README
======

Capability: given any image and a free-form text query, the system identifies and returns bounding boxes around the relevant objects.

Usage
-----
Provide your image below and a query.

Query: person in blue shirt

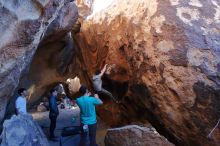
[49,88,59,140]
[76,85,103,146]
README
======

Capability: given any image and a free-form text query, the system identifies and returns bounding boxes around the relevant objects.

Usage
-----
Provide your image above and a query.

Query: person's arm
[99,64,108,77]
[15,99,20,114]
[93,94,103,105]
[49,97,58,114]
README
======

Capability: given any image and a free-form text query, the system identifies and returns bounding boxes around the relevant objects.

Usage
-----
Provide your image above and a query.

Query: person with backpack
[76,85,103,146]
[15,88,28,115]
[49,88,59,140]
[92,64,119,103]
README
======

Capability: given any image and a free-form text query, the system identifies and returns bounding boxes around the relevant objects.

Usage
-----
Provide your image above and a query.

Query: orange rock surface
[74,0,220,145]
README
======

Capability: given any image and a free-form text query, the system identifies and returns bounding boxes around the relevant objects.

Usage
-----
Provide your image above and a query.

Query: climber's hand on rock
[106,66,111,74]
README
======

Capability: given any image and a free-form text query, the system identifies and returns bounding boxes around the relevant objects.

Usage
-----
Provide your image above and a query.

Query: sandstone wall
[0,0,78,124]
[75,0,220,145]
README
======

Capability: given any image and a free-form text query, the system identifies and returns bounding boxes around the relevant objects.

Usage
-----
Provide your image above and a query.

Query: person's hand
[87,92,91,96]
[94,94,99,98]
[106,64,112,74]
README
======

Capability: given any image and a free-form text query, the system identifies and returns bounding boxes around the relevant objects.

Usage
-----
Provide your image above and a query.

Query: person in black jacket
[49,88,59,140]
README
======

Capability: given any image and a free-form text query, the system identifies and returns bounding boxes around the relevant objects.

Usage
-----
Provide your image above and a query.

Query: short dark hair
[79,85,87,94]
[50,88,57,94]
[18,88,26,96]
[95,70,101,75]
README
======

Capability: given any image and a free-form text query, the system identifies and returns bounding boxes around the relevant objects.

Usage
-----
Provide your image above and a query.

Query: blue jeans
[79,123,98,146]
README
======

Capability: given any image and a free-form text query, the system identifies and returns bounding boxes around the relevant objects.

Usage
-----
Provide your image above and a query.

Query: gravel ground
[31,107,107,146]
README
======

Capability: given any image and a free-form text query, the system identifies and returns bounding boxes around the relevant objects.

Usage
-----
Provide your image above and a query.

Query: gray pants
[97,88,118,103]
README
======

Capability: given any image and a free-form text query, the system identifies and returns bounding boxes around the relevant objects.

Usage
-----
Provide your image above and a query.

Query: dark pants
[97,88,117,102]
[79,123,98,146]
[49,116,57,137]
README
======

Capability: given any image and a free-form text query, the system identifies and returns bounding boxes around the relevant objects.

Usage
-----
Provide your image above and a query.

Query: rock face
[74,0,220,145]
[67,76,81,94]
[0,114,49,146]
[18,32,76,106]
[41,2,78,45]
[37,104,47,112]
[105,125,174,146]
[0,0,78,122]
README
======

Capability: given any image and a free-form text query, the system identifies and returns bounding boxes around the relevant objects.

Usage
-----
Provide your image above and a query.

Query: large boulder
[105,125,174,146]
[0,0,78,122]
[74,0,220,145]
[0,114,49,146]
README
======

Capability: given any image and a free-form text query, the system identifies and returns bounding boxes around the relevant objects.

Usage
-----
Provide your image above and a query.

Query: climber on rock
[92,64,119,103]
[15,88,28,115]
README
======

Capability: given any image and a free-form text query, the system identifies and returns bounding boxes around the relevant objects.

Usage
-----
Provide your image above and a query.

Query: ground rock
[0,114,49,146]
[105,125,174,146]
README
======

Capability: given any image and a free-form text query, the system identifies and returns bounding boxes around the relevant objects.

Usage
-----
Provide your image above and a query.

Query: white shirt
[15,96,27,114]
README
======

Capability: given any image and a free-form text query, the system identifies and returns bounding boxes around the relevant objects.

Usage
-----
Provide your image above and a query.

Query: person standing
[49,89,59,140]
[92,64,118,103]
[76,85,103,146]
[15,88,28,115]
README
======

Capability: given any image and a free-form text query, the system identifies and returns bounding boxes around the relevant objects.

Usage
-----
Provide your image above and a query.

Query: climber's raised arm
[100,64,108,77]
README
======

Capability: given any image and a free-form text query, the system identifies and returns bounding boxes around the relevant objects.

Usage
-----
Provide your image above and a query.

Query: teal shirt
[76,96,102,125]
